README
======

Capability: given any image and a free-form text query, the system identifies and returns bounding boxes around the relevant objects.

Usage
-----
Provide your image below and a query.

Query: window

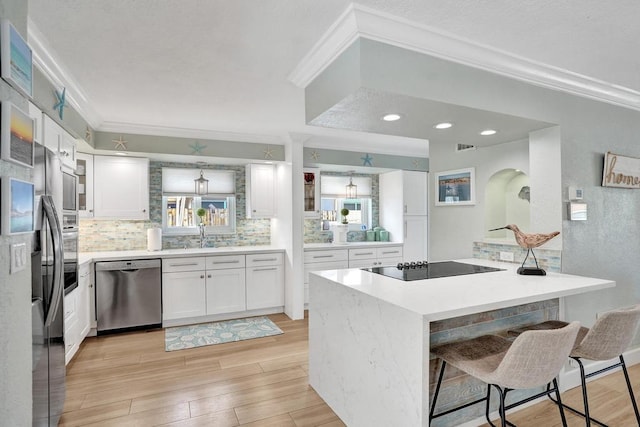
[161,168,236,235]
[320,175,373,231]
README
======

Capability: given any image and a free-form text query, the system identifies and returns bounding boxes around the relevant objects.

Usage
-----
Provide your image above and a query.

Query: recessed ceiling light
[480,129,497,136]
[434,122,453,129]
[382,113,402,122]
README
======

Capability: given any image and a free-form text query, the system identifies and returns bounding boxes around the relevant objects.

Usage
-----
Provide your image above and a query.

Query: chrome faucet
[199,223,206,248]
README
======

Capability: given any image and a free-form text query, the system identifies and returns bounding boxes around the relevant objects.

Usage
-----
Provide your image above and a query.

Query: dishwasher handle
[95,259,161,271]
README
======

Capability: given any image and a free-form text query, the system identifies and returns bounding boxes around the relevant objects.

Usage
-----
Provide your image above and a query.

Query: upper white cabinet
[43,114,76,169]
[403,171,428,215]
[246,164,276,218]
[93,155,149,219]
[303,168,321,218]
[76,152,94,218]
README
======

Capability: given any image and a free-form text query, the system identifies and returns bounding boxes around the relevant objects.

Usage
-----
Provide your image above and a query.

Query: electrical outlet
[10,243,27,274]
[499,251,514,262]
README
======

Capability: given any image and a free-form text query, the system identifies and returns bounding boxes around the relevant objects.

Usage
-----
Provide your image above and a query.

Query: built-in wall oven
[62,169,79,295]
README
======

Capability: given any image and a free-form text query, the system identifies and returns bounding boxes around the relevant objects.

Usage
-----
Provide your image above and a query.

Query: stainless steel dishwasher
[95,259,162,334]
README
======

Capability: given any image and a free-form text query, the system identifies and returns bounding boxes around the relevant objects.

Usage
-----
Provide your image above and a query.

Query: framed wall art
[1,19,33,98]
[1,101,34,167]
[1,177,35,235]
[435,167,476,206]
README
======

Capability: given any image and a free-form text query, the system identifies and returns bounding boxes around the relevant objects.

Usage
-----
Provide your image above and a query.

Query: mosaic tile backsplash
[79,161,271,252]
[473,241,562,272]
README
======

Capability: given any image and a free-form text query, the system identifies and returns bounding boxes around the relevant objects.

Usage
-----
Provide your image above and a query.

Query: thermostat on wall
[568,186,583,200]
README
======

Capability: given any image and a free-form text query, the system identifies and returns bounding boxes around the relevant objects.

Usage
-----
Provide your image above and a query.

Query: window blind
[162,168,235,195]
[320,175,372,198]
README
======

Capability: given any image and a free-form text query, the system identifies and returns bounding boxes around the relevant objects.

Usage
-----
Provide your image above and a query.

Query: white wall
[0,2,33,425]
[429,139,529,261]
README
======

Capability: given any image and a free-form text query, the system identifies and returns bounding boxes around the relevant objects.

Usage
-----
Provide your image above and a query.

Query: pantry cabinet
[93,156,149,219]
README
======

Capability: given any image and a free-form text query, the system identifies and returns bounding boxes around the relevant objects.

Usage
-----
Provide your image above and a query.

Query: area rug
[165,316,283,351]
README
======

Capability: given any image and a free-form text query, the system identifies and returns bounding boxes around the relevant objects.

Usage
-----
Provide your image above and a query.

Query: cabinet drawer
[246,252,283,267]
[304,250,348,263]
[163,257,206,272]
[348,248,377,260]
[206,254,245,270]
[377,246,403,259]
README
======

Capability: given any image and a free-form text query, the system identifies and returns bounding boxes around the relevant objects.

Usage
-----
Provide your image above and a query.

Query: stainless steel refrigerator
[31,143,66,426]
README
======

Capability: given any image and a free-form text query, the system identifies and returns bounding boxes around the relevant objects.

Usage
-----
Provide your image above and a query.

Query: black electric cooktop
[363,261,505,281]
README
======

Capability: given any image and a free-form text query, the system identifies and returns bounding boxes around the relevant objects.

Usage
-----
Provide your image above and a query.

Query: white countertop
[79,245,285,264]
[311,258,615,321]
[304,241,402,250]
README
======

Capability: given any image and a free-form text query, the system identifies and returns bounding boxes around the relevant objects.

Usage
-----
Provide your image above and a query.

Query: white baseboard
[457,346,640,427]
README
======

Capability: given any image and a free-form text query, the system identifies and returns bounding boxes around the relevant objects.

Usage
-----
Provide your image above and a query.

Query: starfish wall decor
[310,150,320,161]
[189,141,207,155]
[112,136,128,150]
[263,146,274,159]
[53,87,67,120]
[85,126,92,143]
[361,153,373,166]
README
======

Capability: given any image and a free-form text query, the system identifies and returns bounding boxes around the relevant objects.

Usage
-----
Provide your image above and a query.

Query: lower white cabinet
[348,246,403,268]
[304,249,349,305]
[162,251,284,323]
[206,255,247,315]
[64,263,91,364]
[163,270,207,320]
[246,253,284,310]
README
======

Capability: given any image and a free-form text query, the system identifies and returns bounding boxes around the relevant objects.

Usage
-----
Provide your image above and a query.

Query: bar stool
[429,321,580,427]
[508,305,640,426]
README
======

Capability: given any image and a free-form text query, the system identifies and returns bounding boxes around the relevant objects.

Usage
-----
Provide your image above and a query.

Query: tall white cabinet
[379,170,428,261]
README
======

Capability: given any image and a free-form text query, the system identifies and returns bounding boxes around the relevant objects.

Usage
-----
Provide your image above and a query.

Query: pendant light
[346,174,357,199]
[194,170,209,195]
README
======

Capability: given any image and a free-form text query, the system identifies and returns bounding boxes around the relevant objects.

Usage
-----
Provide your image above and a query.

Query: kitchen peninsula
[308,259,615,427]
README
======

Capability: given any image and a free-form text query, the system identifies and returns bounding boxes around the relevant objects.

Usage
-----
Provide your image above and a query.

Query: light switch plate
[10,243,27,274]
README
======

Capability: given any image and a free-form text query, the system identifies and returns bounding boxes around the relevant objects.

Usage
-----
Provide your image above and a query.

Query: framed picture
[435,167,476,206]
[0,19,33,98]
[1,101,34,167]
[1,177,35,235]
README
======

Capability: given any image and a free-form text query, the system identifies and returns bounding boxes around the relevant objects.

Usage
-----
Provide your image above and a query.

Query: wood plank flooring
[62,313,640,426]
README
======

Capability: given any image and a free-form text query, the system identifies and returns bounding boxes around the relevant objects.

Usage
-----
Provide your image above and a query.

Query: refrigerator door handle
[42,195,64,328]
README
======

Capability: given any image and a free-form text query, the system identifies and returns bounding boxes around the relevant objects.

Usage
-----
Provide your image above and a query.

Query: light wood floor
[62,314,640,426]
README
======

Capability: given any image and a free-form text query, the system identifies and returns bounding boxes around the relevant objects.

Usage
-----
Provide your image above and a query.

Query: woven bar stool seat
[429,321,580,427]
[507,305,640,427]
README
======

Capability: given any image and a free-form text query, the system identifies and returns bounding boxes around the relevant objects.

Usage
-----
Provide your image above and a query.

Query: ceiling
[27,1,640,157]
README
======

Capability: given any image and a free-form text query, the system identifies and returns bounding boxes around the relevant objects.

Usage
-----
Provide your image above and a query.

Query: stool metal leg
[552,378,569,427]
[576,358,592,427]
[619,355,640,425]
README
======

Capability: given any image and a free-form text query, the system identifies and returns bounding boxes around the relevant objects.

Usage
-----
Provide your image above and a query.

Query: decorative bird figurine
[489,224,560,275]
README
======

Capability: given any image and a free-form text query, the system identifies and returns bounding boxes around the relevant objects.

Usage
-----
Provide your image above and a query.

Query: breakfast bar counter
[308,259,615,427]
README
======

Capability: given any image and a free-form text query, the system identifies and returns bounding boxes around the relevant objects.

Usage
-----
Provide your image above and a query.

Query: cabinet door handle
[207,274,212,278]
[211,260,240,264]
[381,251,399,255]
[142,209,146,213]
[200,275,205,279]
[404,204,407,214]
[253,267,278,272]
[353,252,374,256]
[404,221,407,238]
[252,258,277,262]
[170,262,200,267]
[313,255,333,259]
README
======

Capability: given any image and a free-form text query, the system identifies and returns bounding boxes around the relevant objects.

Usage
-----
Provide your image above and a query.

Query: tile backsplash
[79,161,271,252]
[473,241,562,272]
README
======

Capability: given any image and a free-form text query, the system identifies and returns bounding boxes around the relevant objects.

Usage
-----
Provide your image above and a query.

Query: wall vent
[456,143,476,152]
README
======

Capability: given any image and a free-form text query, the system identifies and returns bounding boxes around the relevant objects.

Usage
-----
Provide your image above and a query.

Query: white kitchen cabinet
[348,245,403,268]
[63,288,78,365]
[403,216,428,262]
[77,263,91,341]
[76,152,94,218]
[246,253,284,310]
[304,249,349,304]
[162,270,207,320]
[246,163,276,218]
[303,168,321,218]
[403,171,428,215]
[93,155,149,219]
[206,255,246,315]
[43,114,76,169]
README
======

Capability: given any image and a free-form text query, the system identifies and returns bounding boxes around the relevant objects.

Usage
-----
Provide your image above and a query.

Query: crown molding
[98,121,285,145]
[27,18,103,128]
[289,4,640,111]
